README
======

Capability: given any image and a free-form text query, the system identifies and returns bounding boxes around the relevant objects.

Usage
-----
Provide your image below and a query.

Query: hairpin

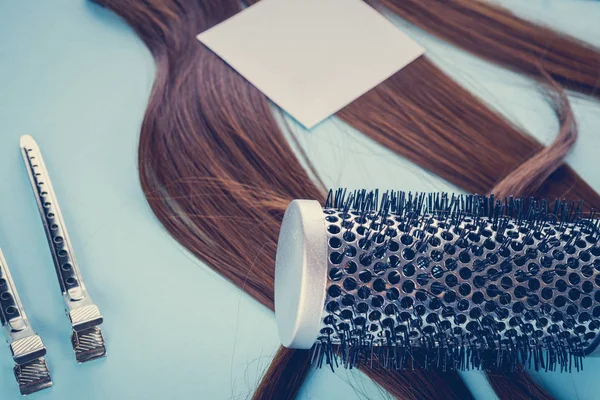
[0,249,52,395]
[20,135,106,363]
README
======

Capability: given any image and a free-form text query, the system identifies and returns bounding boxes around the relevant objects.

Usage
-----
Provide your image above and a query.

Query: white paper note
[197,0,425,129]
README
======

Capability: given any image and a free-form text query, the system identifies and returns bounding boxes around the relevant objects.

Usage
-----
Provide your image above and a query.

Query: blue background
[0,0,599,399]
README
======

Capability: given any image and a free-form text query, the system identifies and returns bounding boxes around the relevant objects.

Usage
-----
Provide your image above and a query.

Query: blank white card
[197,0,425,129]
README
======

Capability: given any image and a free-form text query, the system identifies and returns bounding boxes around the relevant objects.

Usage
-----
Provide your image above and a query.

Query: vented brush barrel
[275,190,600,371]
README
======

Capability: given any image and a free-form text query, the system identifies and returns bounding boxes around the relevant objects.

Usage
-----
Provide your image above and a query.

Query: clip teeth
[14,357,53,396]
[72,327,106,363]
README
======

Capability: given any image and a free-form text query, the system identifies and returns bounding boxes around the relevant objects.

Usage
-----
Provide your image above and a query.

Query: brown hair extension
[485,371,553,400]
[252,347,312,400]
[372,0,600,100]
[492,72,577,199]
[337,59,599,211]
[92,0,473,399]
[92,0,598,399]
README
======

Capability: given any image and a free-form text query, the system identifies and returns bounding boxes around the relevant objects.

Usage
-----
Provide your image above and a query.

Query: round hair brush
[275,189,600,371]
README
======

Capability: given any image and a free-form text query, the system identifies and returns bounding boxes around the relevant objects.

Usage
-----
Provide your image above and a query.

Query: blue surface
[0,0,599,399]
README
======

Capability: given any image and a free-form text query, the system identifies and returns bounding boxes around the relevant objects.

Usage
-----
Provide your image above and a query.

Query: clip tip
[19,135,36,149]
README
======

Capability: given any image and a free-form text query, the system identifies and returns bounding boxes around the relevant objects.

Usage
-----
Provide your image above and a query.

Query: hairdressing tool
[20,135,106,363]
[275,189,600,371]
[0,249,52,395]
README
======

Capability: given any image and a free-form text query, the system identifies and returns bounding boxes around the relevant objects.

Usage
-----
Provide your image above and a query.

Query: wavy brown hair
[91,0,599,399]
[374,0,600,100]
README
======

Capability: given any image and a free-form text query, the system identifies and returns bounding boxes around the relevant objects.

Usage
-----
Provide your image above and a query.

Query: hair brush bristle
[313,189,600,372]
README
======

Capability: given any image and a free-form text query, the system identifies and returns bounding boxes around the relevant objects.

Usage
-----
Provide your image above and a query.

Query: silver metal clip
[0,249,52,395]
[20,135,106,363]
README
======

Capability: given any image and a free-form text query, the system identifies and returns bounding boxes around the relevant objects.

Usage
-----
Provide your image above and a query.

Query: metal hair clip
[20,135,106,363]
[0,249,52,395]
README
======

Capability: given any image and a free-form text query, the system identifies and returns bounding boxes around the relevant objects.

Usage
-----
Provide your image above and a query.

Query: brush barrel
[275,192,600,371]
